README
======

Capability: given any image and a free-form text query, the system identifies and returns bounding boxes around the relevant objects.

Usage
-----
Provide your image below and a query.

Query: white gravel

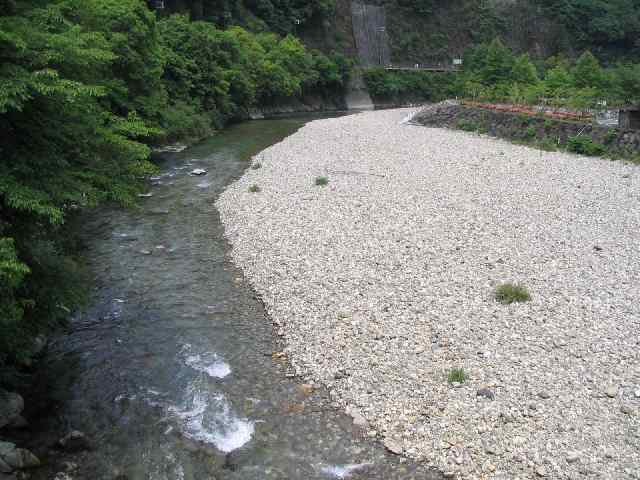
[217,108,640,479]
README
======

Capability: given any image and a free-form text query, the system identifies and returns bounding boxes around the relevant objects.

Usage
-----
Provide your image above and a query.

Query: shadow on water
[27,116,444,480]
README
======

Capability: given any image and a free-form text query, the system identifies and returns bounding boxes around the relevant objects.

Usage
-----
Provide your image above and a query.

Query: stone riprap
[217,108,640,479]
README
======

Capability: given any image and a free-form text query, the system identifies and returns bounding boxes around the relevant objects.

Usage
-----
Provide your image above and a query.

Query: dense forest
[155,0,640,63]
[384,0,640,63]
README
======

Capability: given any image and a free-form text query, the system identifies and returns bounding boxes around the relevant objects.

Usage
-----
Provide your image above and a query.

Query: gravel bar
[217,108,640,479]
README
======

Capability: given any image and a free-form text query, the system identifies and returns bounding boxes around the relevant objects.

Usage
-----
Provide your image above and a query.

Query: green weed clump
[495,283,531,304]
[315,176,329,186]
[566,136,607,156]
[448,368,468,384]
[248,184,261,193]
[457,119,480,132]
[603,129,619,144]
[537,136,558,151]
[524,125,537,139]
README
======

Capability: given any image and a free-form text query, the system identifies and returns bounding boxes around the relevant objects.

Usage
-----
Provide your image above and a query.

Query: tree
[572,50,604,89]
[0,0,157,370]
[479,38,515,86]
[511,54,539,85]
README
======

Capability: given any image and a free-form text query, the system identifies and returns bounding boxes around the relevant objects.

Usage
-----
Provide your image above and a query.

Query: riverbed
[28,116,443,480]
[217,108,640,479]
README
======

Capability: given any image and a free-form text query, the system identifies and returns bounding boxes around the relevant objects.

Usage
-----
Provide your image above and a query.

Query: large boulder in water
[0,391,24,430]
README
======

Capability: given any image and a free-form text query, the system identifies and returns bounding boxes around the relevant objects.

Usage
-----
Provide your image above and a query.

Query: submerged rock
[58,431,91,452]
[0,391,24,430]
[190,168,207,176]
[6,416,28,429]
[153,144,187,153]
[383,438,403,455]
[0,457,11,473]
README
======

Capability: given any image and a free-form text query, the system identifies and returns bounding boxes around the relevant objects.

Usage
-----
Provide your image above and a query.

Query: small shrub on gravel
[248,184,261,193]
[567,136,606,156]
[495,283,531,304]
[457,119,480,132]
[538,136,558,152]
[315,176,329,186]
[604,129,619,144]
[251,162,262,169]
[524,126,536,139]
[448,368,467,384]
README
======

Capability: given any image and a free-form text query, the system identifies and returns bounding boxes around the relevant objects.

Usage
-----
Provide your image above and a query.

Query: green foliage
[604,128,619,144]
[495,283,531,304]
[314,176,329,186]
[0,0,163,372]
[248,184,261,192]
[457,119,480,132]
[536,0,640,53]
[566,136,607,156]
[447,368,467,384]
[362,68,458,101]
[163,0,337,35]
[157,16,350,126]
[537,136,559,151]
[572,51,604,89]
[457,37,640,109]
[512,54,539,85]
[524,125,537,139]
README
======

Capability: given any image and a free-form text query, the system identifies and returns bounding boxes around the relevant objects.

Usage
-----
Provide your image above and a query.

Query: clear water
[32,118,443,480]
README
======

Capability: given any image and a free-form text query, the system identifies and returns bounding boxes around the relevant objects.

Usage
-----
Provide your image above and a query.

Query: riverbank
[412,102,640,161]
[217,108,640,479]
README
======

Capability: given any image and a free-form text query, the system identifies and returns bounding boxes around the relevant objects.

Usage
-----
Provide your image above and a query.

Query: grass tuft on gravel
[248,184,261,193]
[315,176,329,186]
[495,283,531,304]
[448,368,467,384]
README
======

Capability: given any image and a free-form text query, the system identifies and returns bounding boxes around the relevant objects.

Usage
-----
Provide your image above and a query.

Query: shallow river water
[32,117,443,480]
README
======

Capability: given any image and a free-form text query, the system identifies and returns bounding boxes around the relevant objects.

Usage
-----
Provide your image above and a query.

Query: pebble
[620,405,634,415]
[476,388,495,400]
[383,438,403,455]
[566,452,580,464]
[346,406,368,428]
[605,386,618,398]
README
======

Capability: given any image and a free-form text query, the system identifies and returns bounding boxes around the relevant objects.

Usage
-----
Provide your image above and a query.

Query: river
[29,116,443,480]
